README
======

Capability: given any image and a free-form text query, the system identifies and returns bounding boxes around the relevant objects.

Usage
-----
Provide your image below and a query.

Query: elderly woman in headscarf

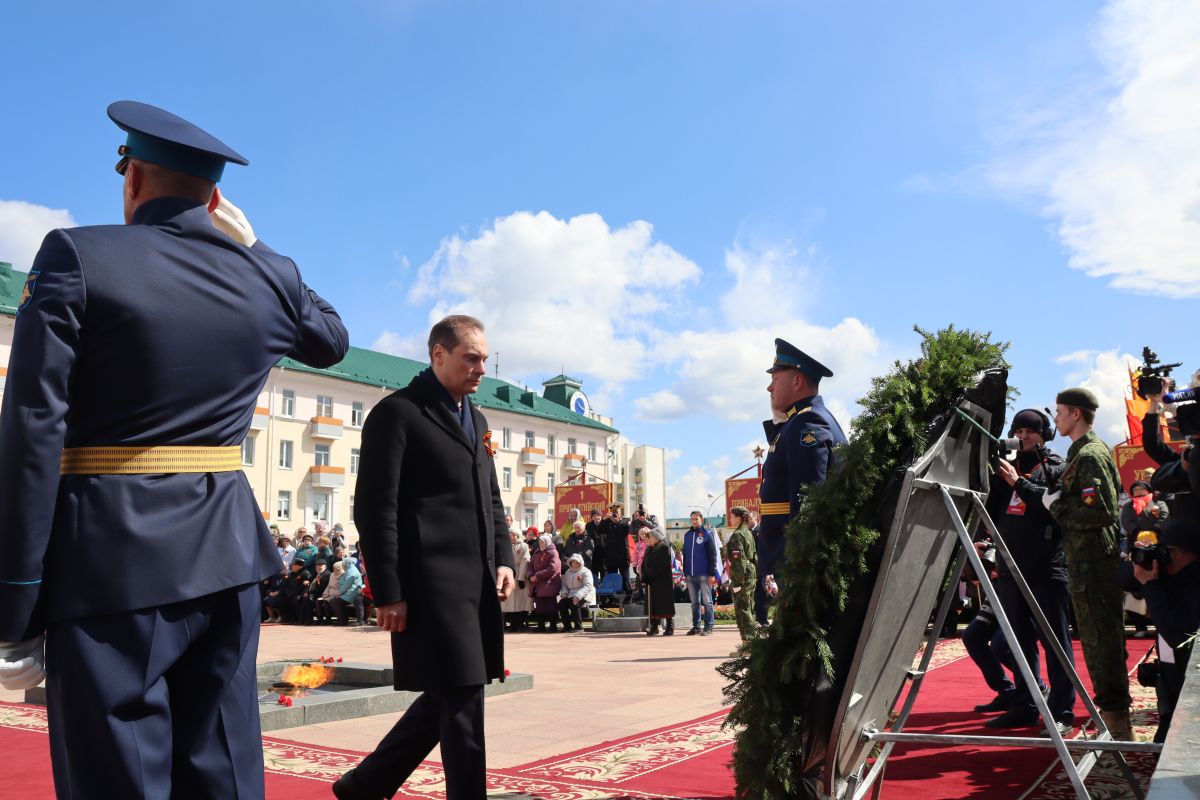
[528,534,563,632]
[639,526,676,635]
[331,555,364,626]
[501,528,533,632]
[316,560,345,625]
[558,552,596,632]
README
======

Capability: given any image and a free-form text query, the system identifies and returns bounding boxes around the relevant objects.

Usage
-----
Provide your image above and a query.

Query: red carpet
[877,637,1157,800]
[0,638,1157,799]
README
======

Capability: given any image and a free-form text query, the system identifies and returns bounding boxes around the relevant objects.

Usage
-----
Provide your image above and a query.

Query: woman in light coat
[558,553,596,632]
[501,529,533,631]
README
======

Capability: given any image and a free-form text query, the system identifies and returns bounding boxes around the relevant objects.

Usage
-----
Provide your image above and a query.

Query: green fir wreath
[718,325,1009,799]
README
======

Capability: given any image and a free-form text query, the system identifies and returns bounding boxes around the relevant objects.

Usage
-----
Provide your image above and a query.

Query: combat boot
[646,620,660,636]
[663,618,675,636]
[1100,709,1134,740]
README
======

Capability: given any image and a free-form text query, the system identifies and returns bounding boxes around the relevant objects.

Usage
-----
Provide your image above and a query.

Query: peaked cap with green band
[108,100,248,183]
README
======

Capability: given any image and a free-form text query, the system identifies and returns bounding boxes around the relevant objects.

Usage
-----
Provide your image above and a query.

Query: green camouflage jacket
[1050,429,1121,554]
[721,525,758,584]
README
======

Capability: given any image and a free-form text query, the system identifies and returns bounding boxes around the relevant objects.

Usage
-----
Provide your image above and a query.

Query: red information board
[554,477,612,528]
[1113,441,1187,492]
[725,464,762,520]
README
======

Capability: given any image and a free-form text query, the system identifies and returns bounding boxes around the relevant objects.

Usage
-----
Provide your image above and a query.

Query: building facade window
[241,437,255,466]
[316,395,334,417]
[350,447,360,475]
[524,471,535,488]
[524,509,536,528]
[502,467,512,491]
[279,440,294,469]
[547,435,555,456]
[568,437,577,454]
[502,428,512,449]
[277,491,292,521]
[588,441,596,462]
[546,472,554,490]
[524,430,535,448]
[351,401,365,427]
[312,492,330,522]
[315,443,331,467]
[280,389,295,417]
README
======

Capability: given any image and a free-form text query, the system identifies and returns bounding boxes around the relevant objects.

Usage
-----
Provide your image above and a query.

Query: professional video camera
[1135,346,1183,400]
[1130,531,1172,570]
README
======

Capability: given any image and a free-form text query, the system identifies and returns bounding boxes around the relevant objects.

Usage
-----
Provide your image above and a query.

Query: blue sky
[2,1,1196,515]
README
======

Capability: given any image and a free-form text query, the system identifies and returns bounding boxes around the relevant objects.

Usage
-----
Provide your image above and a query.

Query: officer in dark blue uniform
[757,339,847,597]
[0,101,349,798]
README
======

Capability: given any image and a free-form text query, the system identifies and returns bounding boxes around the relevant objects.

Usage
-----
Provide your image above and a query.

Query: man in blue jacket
[683,511,721,635]
[0,101,348,798]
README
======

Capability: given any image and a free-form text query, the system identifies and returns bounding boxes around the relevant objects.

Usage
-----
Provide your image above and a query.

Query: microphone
[1164,387,1197,404]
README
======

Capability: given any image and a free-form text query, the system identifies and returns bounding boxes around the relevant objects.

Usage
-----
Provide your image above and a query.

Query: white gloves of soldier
[210,192,257,247]
[0,635,46,690]
[1041,490,1062,511]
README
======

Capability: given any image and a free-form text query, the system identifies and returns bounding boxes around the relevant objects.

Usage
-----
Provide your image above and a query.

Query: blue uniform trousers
[45,583,263,799]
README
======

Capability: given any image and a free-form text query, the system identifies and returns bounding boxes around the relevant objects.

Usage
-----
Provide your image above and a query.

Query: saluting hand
[375,601,408,633]
[496,566,516,601]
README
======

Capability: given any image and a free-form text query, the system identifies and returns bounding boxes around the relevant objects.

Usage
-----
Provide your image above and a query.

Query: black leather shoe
[974,691,1013,713]
[984,710,1040,729]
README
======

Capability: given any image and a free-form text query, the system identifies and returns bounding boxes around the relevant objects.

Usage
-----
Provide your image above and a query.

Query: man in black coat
[600,504,632,592]
[338,315,515,800]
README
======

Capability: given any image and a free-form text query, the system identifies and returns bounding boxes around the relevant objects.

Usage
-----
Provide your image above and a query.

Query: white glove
[210,193,257,247]
[0,635,46,690]
[1041,490,1062,512]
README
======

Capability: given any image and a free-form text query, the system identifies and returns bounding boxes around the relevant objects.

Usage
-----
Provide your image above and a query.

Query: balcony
[250,406,269,431]
[562,453,586,473]
[309,465,346,488]
[520,447,546,466]
[520,486,549,504]
[310,416,344,439]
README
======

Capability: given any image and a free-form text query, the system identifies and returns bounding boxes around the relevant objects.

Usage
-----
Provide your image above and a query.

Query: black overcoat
[639,541,676,619]
[354,372,514,691]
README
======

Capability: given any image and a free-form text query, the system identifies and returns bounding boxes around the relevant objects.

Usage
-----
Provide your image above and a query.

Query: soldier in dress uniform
[0,101,349,798]
[757,338,847,599]
[1045,387,1133,740]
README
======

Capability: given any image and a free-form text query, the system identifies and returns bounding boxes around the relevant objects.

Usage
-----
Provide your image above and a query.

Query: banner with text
[554,480,613,528]
[1114,441,1187,493]
[725,475,762,521]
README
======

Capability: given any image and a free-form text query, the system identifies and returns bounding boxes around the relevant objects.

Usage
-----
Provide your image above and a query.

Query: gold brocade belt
[60,446,242,475]
[759,502,791,516]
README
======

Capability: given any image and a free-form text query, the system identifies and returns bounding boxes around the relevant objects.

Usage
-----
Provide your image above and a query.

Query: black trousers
[352,684,486,799]
[45,583,263,799]
[995,577,1076,719]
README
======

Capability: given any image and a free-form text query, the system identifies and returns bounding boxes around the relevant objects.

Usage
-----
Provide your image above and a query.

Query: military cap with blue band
[108,100,248,183]
[766,338,834,378]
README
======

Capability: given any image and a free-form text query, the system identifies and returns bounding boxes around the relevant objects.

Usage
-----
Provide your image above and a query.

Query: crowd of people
[263,520,373,626]
[499,503,762,641]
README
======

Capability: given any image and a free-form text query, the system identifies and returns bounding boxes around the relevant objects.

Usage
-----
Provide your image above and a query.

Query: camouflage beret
[1056,387,1099,411]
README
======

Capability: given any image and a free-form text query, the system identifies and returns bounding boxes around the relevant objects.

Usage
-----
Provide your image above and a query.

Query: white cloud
[633,390,688,421]
[635,240,891,425]
[986,0,1200,298]
[371,330,427,362]
[0,200,76,270]
[376,211,701,397]
[1056,348,1139,443]
[663,438,765,519]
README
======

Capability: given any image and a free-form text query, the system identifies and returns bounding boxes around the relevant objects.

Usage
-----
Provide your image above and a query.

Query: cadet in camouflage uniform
[1046,388,1133,739]
[722,506,759,642]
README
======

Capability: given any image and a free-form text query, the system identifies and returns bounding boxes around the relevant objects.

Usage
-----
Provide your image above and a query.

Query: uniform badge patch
[800,431,818,447]
[1081,486,1097,507]
[17,269,39,315]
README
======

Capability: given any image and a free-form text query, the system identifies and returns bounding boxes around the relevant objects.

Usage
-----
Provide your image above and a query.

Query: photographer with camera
[1132,517,1200,742]
[981,410,1076,733]
[1135,351,1197,519]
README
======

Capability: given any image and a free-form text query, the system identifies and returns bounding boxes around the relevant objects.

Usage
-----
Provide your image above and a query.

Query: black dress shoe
[984,709,1040,729]
[974,691,1013,713]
